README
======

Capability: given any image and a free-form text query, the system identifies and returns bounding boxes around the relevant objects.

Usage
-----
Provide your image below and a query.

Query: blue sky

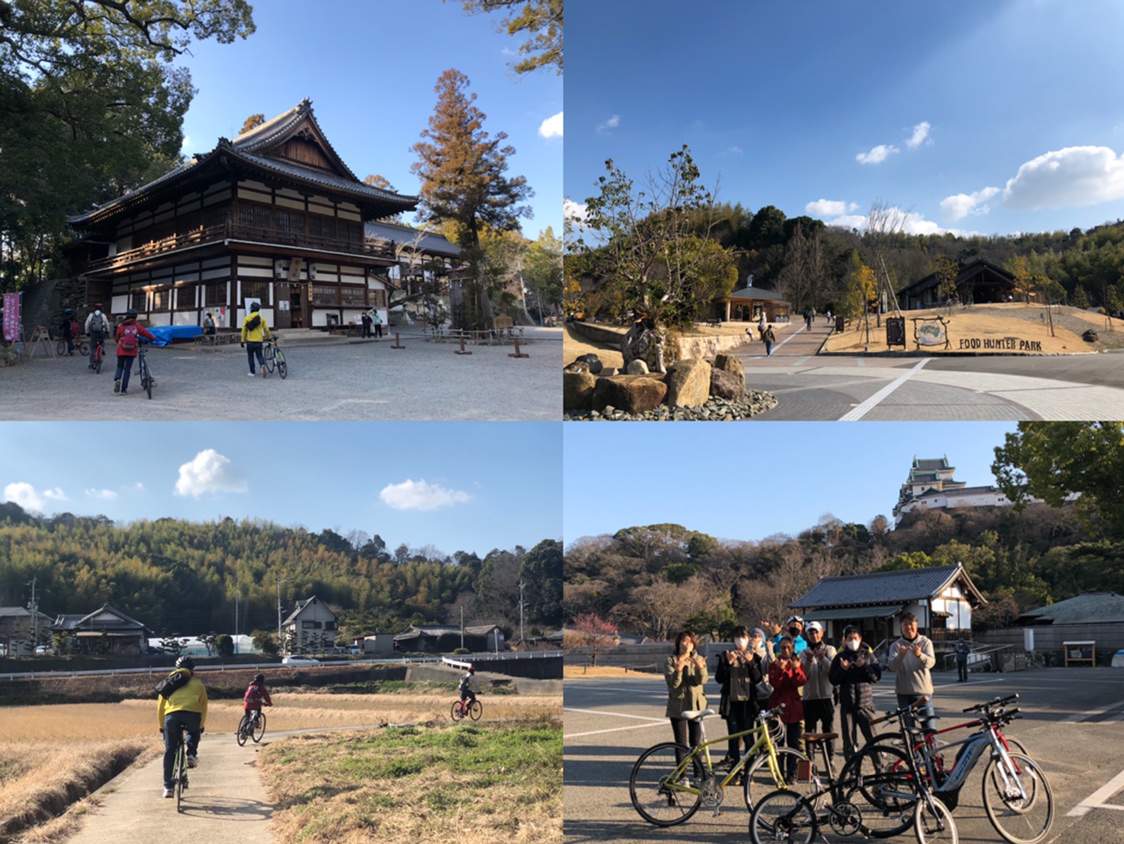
[563,422,1018,545]
[173,0,562,238]
[0,422,561,555]
[565,0,1124,238]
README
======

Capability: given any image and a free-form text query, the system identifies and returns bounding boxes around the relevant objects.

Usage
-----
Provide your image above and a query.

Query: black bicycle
[263,336,287,379]
[172,725,190,811]
[236,710,267,745]
[137,343,155,399]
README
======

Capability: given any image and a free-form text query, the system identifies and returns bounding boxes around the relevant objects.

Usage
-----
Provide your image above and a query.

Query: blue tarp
[144,325,202,347]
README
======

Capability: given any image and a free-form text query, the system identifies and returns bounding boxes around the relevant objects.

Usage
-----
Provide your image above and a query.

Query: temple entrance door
[292,288,306,328]
[275,283,292,329]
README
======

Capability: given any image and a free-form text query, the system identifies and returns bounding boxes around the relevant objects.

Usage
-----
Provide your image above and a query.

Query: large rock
[575,353,603,374]
[563,369,597,412]
[665,358,712,407]
[625,359,649,375]
[710,367,746,401]
[564,360,590,374]
[713,353,744,382]
[592,375,668,415]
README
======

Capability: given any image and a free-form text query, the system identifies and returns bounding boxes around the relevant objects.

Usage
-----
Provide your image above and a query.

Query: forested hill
[0,503,562,638]
[564,503,1124,640]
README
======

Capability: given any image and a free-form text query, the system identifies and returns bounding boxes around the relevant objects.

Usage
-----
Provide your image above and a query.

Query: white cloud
[906,121,931,150]
[3,482,65,514]
[180,135,191,150]
[940,186,1001,221]
[596,114,620,133]
[43,488,66,501]
[564,198,588,225]
[856,144,899,165]
[86,489,119,501]
[174,449,248,498]
[805,199,859,217]
[379,479,471,512]
[822,207,957,236]
[728,146,743,155]
[538,111,563,139]
[1002,145,1124,210]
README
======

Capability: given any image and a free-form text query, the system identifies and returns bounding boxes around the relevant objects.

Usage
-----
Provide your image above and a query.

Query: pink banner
[2,293,18,342]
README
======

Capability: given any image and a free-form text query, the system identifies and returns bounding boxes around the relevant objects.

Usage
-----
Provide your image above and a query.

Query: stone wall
[570,322,748,360]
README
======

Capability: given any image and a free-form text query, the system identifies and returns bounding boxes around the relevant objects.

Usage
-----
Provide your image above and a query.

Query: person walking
[240,302,272,377]
[665,631,708,767]
[829,625,882,762]
[887,611,937,735]
[59,308,80,355]
[113,309,155,396]
[768,636,806,779]
[157,655,208,798]
[954,638,971,682]
[715,625,764,772]
[84,304,110,369]
[800,621,837,765]
[763,323,777,356]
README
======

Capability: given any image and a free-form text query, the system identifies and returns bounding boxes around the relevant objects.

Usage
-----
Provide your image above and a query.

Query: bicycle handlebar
[871,695,930,727]
[963,693,1018,713]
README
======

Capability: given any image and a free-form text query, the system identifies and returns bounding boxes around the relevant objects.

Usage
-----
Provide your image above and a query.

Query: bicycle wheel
[175,739,187,811]
[253,711,266,742]
[749,789,817,844]
[628,742,702,827]
[76,339,89,355]
[839,744,917,838]
[742,747,814,812]
[981,753,1053,844]
[236,714,251,746]
[142,360,152,399]
[276,349,287,379]
[56,339,66,356]
[264,344,275,373]
[450,700,465,721]
[94,344,103,374]
[915,796,958,844]
[468,699,482,721]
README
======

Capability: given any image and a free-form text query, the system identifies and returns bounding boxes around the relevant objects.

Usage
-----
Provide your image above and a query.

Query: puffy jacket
[714,648,763,706]
[243,681,272,710]
[829,647,882,711]
[800,643,837,700]
[156,668,208,728]
[241,311,272,343]
[114,319,155,358]
[665,654,708,719]
[887,634,936,696]
[768,657,806,724]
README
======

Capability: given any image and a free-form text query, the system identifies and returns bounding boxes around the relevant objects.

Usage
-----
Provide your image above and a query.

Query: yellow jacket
[156,668,208,729]
[240,311,272,343]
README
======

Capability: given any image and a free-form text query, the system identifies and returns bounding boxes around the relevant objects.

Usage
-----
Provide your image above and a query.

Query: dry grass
[563,665,645,678]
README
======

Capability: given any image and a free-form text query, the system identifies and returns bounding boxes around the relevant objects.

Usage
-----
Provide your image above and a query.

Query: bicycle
[236,710,267,745]
[749,712,957,844]
[57,335,89,357]
[628,704,813,827]
[172,724,190,812]
[90,335,105,374]
[137,342,155,399]
[849,695,1052,844]
[263,336,287,379]
[451,697,483,721]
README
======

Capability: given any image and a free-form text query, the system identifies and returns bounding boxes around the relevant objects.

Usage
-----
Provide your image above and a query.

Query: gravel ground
[0,328,563,421]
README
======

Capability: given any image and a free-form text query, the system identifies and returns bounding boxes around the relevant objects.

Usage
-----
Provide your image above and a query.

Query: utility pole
[234,594,239,655]
[276,574,289,654]
[460,605,465,651]
[518,581,526,644]
[27,576,38,653]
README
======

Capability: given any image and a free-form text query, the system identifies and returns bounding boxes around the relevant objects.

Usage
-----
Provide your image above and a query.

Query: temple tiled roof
[791,563,986,609]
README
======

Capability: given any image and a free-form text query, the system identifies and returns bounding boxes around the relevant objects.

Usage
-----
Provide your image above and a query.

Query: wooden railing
[81,222,395,272]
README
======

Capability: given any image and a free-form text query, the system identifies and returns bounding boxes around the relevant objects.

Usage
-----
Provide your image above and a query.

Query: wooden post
[455,333,472,355]
[508,338,528,358]
[391,332,404,349]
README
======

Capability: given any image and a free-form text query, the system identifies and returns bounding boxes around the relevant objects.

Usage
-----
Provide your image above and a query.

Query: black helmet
[250,302,261,312]
[175,655,195,671]
[253,673,265,684]
[126,308,138,319]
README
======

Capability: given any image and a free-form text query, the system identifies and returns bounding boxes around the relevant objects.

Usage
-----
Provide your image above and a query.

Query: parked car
[281,655,321,666]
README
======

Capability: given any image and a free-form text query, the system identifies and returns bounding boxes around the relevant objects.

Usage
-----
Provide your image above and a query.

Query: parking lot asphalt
[564,667,1124,844]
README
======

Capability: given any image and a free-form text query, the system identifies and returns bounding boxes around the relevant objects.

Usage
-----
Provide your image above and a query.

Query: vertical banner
[2,292,19,341]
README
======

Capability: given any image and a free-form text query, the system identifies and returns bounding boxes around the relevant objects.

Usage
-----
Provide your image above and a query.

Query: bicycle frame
[663,708,791,794]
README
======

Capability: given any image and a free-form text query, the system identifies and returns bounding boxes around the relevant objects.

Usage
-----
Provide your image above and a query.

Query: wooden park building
[66,99,432,332]
[898,258,1017,311]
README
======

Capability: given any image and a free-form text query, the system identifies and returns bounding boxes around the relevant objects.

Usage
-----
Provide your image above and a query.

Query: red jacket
[114,319,155,358]
[243,681,272,710]
[769,657,807,724]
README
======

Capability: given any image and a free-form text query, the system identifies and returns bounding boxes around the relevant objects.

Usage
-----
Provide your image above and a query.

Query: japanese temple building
[67,99,458,331]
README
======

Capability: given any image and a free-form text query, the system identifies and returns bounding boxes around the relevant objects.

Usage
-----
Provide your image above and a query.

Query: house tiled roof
[53,603,149,632]
[282,596,335,627]
[1019,592,1124,624]
[724,285,790,303]
[792,563,985,609]
[393,624,500,641]
[365,221,463,258]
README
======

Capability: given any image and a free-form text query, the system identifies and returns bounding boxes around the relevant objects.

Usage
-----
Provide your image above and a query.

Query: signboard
[916,319,946,347]
[2,293,19,341]
[886,317,905,348]
[956,337,1043,352]
[1064,640,1095,667]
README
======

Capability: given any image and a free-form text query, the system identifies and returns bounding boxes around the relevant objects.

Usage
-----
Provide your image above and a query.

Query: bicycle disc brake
[700,776,724,809]
[829,801,863,836]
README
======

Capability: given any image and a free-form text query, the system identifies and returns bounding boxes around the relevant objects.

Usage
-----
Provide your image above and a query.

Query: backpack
[246,313,261,331]
[118,323,139,351]
[68,318,80,338]
[155,670,190,699]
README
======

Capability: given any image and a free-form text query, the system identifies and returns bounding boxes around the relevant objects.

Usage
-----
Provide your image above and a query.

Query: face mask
[680,644,692,655]
[788,627,801,637]
[734,638,749,650]
[845,640,861,651]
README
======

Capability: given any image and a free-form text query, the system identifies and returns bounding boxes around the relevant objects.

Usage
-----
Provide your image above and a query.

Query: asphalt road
[564,667,1124,844]
[0,328,562,421]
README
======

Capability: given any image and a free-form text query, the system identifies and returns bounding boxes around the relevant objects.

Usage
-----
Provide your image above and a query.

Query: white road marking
[1067,765,1124,816]
[564,707,668,739]
[838,358,930,420]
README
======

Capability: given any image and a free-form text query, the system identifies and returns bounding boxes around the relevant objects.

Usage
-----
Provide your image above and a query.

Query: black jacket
[829,647,882,711]
[715,649,764,716]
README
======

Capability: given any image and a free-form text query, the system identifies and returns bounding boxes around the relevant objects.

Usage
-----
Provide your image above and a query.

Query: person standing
[84,304,110,369]
[113,309,155,395]
[157,655,207,798]
[361,311,372,338]
[665,631,708,763]
[715,625,764,770]
[768,636,807,779]
[829,625,882,762]
[758,313,767,338]
[887,611,937,735]
[763,324,777,356]
[372,309,383,338]
[202,310,217,344]
[240,302,272,378]
[954,638,971,682]
[800,621,837,765]
[59,308,79,355]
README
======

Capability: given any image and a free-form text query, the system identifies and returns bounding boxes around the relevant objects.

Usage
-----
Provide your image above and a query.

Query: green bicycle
[629,703,814,826]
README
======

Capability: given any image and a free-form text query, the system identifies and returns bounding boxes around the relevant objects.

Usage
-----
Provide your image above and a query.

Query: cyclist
[458,665,477,712]
[113,308,155,395]
[240,301,272,377]
[59,308,79,355]
[84,303,110,369]
[157,655,208,798]
[243,673,273,727]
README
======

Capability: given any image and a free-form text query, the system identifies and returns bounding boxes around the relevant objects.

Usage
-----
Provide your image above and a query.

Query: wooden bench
[705,318,721,328]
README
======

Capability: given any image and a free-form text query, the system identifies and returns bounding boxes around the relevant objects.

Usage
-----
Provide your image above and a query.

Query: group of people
[360,309,384,339]
[156,656,272,798]
[744,315,778,356]
[665,611,939,777]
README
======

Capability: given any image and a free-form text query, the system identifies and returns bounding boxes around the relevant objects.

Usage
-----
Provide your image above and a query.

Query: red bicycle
[451,697,482,721]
